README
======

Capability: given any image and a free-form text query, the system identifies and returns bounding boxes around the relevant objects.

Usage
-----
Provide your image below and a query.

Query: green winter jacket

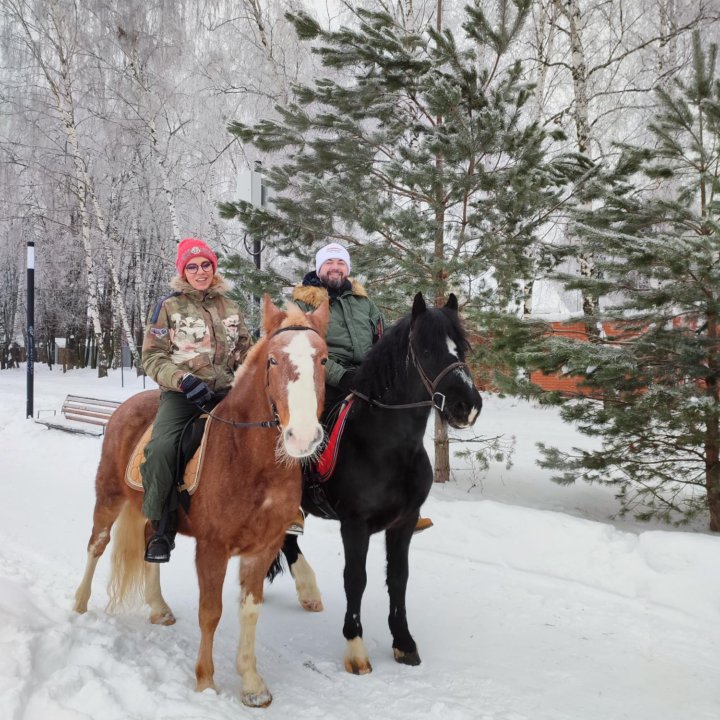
[142,274,251,392]
[292,273,383,387]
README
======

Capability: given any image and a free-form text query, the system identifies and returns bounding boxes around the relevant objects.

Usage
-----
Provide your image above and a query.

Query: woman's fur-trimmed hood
[292,278,367,309]
[170,273,230,297]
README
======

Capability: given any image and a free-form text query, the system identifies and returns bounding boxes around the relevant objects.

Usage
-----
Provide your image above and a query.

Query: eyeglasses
[185,261,213,274]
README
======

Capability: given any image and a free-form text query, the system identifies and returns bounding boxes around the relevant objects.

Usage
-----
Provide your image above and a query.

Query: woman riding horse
[73,295,329,708]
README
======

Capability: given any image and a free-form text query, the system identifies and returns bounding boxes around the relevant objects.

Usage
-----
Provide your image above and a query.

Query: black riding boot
[144,509,178,563]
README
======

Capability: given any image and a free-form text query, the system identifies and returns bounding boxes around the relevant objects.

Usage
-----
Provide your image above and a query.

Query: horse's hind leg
[283,535,323,612]
[73,490,126,614]
[237,553,274,708]
[386,520,420,666]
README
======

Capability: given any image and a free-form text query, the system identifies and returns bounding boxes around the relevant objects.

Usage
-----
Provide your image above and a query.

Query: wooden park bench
[36,394,122,436]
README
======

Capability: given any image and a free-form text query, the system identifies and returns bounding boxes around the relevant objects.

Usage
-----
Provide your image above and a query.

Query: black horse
[277,292,483,674]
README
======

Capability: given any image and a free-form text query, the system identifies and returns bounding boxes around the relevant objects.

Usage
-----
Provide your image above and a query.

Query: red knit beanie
[175,238,218,276]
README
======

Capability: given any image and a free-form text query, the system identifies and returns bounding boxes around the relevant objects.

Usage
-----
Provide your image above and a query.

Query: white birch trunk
[10,0,110,375]
[554,0,595,326]
[149,115,182,246]
[123,48,182,246]
[658,0,678,84]
[244,0,289,104]
[90,192,140,365]
[555,0,591,154]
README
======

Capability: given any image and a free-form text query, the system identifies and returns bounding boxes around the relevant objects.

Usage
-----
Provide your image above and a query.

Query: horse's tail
[106,501,147,612]
[266,550,285,583]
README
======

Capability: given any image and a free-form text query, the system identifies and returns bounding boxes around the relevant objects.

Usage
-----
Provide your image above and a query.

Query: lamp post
[26,240,35,419]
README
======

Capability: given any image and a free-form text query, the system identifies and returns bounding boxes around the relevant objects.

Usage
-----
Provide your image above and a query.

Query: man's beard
[324,274,345,289]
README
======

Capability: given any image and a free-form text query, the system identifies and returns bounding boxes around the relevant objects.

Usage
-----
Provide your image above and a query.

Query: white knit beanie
[315,243,351,274]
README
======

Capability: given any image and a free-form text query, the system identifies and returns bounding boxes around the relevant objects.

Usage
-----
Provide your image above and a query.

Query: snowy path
[1,367,719,719]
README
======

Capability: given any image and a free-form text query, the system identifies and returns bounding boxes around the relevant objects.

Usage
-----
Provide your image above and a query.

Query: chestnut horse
[73,295,329,708]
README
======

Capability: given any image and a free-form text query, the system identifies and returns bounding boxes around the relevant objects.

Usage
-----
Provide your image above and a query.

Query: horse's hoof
[344,658,373,675]
[196,679,216,693]
[150,610,176,626]
[393,648,421,666]
[301,599,324,612]
[242,689,272,708]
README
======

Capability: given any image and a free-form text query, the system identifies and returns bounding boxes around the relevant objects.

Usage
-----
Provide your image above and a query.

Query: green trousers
[140,390,200,522]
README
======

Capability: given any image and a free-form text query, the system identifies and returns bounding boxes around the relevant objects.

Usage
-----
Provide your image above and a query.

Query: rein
[351,332,469,413]
[197,323,322,430]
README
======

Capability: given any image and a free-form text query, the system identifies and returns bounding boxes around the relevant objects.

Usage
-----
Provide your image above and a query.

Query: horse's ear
[445,293,458,311]
[309,298,330,338]
[411,292,426,324]
[262,294,284,335]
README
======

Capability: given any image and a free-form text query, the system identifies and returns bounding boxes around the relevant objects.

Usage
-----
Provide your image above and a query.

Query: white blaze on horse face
[446,336,474,390]
[282,332,324,457]
[446,334,480,426]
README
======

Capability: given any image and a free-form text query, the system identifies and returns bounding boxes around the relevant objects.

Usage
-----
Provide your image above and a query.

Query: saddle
[125,414,212,497]
[315,396,354,481]
[302,396,354,520]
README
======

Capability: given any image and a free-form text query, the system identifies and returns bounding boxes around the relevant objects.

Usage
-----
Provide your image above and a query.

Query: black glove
[179,374,214,405]
[338,369,358,392]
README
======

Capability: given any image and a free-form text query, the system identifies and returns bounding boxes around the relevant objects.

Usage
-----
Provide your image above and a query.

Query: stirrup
[144,533,174,563]
[413,517,434,535]
[287,507,306,536]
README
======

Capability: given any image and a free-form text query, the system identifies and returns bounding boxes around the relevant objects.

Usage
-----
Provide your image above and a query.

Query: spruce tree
[220,2,570,480]
[519,33,720,530]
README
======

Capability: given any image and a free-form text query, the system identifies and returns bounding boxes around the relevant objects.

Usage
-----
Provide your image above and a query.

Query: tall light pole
[26,240,35,418]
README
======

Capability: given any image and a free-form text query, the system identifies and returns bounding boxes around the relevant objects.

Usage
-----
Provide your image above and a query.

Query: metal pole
[26,241,35,418]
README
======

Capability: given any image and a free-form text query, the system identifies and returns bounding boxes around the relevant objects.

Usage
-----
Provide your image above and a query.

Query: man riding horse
[290,242,433,535]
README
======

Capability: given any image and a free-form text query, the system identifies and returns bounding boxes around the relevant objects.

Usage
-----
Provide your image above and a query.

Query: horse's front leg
[282,534,324,612]
[386,518,421,666]
[194,541,229,693]
[237,553,275,708]
[340,519,372,674]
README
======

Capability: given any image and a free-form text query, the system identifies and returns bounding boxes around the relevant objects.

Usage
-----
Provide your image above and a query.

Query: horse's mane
[353,306,470,401]
[283,302,310,328]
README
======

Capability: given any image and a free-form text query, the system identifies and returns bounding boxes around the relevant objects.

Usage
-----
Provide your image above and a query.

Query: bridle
[351,330,470,413]
[198,324,324,430]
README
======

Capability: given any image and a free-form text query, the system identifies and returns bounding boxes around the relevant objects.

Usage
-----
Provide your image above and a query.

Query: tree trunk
[554,0,597,333]
[556,0,591,154]
[12,0,109,376]
[91,192,140,366]
[434,412,450,483]
[245,0,289,104]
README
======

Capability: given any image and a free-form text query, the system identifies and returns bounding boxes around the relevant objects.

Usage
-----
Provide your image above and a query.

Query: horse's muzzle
[445,393,482,429]
[283,422,324,458]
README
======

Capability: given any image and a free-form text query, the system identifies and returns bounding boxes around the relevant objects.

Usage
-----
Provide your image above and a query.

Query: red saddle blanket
[315,397,354,481]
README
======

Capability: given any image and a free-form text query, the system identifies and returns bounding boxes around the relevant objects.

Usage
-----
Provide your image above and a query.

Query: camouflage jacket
[292,273,383,387]
[142,274,251,392]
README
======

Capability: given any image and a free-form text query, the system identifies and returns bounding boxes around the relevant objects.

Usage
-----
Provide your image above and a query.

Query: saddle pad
[124,415,212,495]
[316,397,354,481]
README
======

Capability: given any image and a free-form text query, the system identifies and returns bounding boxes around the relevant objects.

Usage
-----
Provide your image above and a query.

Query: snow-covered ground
[1,364,719,720]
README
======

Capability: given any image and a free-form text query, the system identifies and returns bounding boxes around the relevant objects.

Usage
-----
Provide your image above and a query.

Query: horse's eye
[268,357,278,366]
[321,358,328,366]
